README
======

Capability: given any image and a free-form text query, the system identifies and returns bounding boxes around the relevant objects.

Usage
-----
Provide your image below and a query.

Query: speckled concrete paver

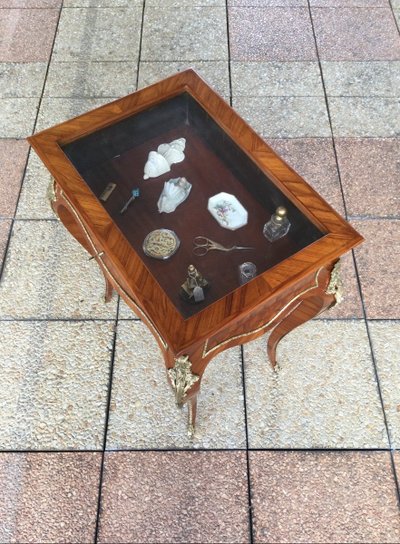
[0,1,61,6]
[310,0,389,5]
[44,61,137,98]
[250,451,400,543]
[0,321,114,449]
[321,61,400,97]
[0,98,40,138]
[0,62,47,98]
[52,7,142,62]
[369,321,400,449]
[142,7,228,61]
[229,0,307,5]
[335,138,400,218]
[99,451,250,543]
[106,321,246,449]
[312,8,400,61]
[352,219,400,319]
[0,221,118,319]
[329,97,400,137]
[63,0,138,5]
[231,61,324,96]
[233,96,331,137]
[244,321,387,448]
[0,220,12,269]
[0,452,101,543]
[0,8,60,62]
[0,139,29,218]
[229,8,317,61]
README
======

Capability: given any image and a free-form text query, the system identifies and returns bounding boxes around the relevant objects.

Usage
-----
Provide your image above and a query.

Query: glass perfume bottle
[263,206,290,242]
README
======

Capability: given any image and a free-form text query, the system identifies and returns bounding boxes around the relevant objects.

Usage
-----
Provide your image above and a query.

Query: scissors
[193,236,254,256]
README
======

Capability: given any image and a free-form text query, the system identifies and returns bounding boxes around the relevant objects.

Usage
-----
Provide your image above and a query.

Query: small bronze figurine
[180,264,210,303]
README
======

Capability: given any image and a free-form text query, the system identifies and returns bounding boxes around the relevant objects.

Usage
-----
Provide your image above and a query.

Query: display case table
[28,70,363,437]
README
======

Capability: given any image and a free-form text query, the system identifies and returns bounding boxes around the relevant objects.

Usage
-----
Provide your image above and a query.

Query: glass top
[63,92,324,319]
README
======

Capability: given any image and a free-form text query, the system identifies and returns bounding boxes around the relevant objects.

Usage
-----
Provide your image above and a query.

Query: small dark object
[180,264,210,304]
[120,188,140,214]
[99,182,117,202]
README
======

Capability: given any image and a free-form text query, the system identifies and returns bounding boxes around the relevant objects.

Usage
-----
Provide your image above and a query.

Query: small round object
[238,262,257,284]
[143,229,180,260]
[275,206,287,221]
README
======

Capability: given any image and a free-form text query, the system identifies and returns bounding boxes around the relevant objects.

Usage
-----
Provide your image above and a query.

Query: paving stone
[64,0,138,5]
[0,220,118,319]
[98,451,250,543]
[35,96,111,132]
[146,0,224,4]
[231,62,324,96]
[233,96,331,137]
[352,219,400,319]
[52,7,142,62]
[0,452,101,543]
[138,61,230,96]
[16,151,56,220]
[0,98,39,138]
[106,321,246,449]
[312,8,400,61]
[0,0,61,5]
[394,451,400,481]
[369,321,400,449]
[395,10,400,26]
[250,451,400,543]
[44,61,137,98]
[142,7,228,61]
[0,62,47,98]
[229,0,307,5]
[335,138,400,218]
[329,97,400,137]
[322,61,400,97]
[310,0,389,4]
[229,8,317,61]
[244,320,388,448]
[0,321,114,449]
[0,219,12,269]
[0,139,29,217]
[0,8,59,62]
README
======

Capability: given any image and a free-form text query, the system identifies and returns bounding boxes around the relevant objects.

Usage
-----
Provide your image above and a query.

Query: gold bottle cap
[274,206,287,221]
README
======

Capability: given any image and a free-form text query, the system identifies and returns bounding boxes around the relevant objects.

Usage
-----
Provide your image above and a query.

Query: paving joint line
[240,344,255,544]
[94,296,120,543]
[135,0,147,91]
[226,1,254,539]
[389,0,400,35]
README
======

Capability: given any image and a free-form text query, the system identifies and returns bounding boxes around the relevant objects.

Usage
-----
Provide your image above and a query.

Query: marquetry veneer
[28,70,363,436]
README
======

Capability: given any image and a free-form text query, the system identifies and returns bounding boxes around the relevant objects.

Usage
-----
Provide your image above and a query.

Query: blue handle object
[120,187,140,214]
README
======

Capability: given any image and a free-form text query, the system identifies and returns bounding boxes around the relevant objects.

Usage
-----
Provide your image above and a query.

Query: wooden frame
[28,69,363,437]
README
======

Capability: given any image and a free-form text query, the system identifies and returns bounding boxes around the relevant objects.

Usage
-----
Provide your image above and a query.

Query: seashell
[161,146,185,165]
[157,177,192,214]
[144,138,186,180]
[143,151,170,180]
[170,138,186,152]
[157,138,186,165]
